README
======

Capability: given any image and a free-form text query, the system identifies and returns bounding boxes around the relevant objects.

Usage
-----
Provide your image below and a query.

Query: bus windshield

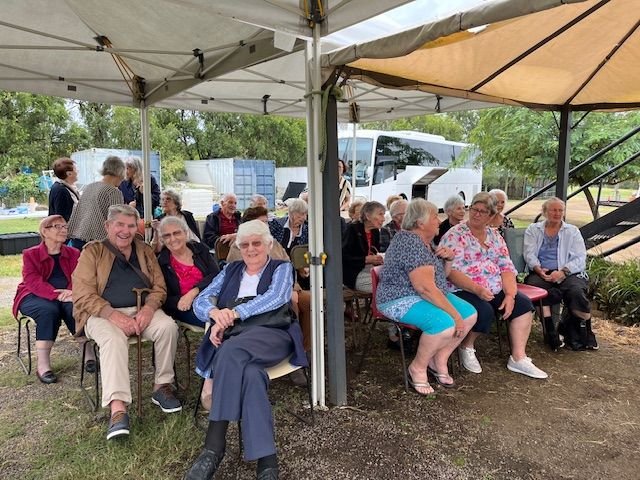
[338,137,374,187]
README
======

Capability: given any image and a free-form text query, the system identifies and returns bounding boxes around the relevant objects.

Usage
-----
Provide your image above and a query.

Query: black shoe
[585,319,599,350]
[36,370,57,384]
[257,467,279,480]
[106,411,130,440]
[184,449,225,480]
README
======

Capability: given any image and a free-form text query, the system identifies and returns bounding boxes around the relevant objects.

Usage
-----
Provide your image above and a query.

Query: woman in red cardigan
[12,215,93,384]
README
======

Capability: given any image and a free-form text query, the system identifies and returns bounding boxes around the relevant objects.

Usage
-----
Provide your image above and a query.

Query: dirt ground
[1,315,639,480]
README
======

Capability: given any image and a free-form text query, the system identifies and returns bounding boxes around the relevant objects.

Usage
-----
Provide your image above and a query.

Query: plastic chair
[357,265,420,392]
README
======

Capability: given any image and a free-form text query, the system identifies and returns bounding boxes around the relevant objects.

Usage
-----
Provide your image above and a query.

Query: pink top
[440,223,517,295]
[170,255,204,295]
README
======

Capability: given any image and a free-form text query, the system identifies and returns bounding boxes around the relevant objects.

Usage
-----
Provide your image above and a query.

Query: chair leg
[16,316,32,375]
[396,324,410,393]
[356,318,379,373]
[136,336,143,418]
[496,315,504,356]
[193,376,205,423]
[176,327,191,391]
[80,340,99,412]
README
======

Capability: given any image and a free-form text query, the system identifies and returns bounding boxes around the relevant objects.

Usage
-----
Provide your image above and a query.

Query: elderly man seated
[73,204,181,441]
[203,193,241,249]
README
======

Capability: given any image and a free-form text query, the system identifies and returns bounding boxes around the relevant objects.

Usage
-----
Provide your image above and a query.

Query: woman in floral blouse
[440,192,547,380]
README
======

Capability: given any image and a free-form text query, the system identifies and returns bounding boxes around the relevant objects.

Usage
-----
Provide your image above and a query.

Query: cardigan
[119,175,160,219]
[157,241,219,314]
[342,221,380,289]
[48,181,79,221]
[13,242,80,317]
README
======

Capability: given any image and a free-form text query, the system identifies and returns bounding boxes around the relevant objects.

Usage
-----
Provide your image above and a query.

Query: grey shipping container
[184,159,276,210]
[71,148,162,189]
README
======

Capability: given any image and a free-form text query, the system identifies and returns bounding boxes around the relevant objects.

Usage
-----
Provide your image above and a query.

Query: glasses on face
[160,230,184,240]
[238,240,264,250]
[469,207,490,217]
[45,224,69,230]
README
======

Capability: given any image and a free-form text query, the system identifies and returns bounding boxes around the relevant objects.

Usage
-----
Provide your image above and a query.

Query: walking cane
[133,287,152,418]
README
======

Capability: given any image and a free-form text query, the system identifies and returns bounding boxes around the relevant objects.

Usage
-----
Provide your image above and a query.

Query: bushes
[0,173,43,207]
[588,256,640,326]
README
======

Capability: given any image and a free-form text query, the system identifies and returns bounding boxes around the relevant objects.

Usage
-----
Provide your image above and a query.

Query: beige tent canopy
[325,0,638,111]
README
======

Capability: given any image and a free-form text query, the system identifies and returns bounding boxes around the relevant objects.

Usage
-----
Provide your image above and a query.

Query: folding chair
[214,239,231,268]
[14,313,33,375]
[80,336,155,417]
[176,321,206,391]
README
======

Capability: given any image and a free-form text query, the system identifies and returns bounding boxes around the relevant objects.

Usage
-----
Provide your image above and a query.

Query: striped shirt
[67,181,124,242]
[193,259,293,323]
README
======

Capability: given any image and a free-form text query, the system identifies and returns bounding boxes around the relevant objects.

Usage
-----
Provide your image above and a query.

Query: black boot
[585,318,599,350]
[543,316,562,351]
[563,313,586,351]
[184,449,224,480]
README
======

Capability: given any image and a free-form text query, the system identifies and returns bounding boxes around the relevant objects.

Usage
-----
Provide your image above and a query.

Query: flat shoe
[427,366,456,389]
[84,360,98,374]
[407,369,435,397]
[36,370,57,384]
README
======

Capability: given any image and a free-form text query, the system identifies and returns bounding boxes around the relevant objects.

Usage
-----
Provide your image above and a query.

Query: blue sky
[327,0,484,48]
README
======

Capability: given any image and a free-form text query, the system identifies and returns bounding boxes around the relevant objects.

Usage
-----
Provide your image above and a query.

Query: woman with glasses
[440,192,547,380]
[13,215,94,383]
[185,220,306,480]
[157,216,219,327]
[151,189,201,252]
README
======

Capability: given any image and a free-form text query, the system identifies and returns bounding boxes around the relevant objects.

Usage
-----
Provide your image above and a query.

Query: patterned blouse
[439,223,516,295]
[491,214,514,237]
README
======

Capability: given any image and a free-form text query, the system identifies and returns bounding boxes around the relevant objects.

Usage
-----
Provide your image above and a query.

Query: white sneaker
[507,356,548,379]
[458,347,482,374]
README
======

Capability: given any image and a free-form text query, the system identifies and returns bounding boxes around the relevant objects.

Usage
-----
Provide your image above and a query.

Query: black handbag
[223,296,294,339]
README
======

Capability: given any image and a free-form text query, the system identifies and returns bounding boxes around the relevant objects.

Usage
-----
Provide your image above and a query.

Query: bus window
[338,137,373,187]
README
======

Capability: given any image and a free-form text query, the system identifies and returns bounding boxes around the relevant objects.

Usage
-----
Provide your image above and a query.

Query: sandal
[427,366,456,389]
[407,368,435,397]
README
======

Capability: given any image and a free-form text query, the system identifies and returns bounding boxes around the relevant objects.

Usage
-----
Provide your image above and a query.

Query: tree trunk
[576,176,599,220]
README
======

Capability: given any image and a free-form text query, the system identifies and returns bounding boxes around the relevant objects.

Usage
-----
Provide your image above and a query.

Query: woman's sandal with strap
[427,366,457,389]
[407,369,435,397]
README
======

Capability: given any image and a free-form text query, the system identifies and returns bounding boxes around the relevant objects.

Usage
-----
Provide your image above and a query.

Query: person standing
[48,157,79,222]
[338,159,352,212]
[67,156,125,250]
[119,156,160,219]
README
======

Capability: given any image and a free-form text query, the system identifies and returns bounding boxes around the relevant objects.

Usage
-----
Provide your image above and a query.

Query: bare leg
[459,330,482,350]
[408,331,452,394]
[508,312,533,361]
[35,340,53,374]
[431,314,477,375]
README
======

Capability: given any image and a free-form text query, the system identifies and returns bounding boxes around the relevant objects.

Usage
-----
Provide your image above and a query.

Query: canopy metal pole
[139,102,152,241]
[305,26,326,408]
[351,122,357,197]
[556,106,571,201]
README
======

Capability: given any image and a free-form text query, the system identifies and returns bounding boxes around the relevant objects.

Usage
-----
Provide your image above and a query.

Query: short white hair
[236,219,274,248]
[489,188,508,202]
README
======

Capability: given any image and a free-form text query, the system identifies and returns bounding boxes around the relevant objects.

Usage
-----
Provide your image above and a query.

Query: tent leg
[556,106,571,202]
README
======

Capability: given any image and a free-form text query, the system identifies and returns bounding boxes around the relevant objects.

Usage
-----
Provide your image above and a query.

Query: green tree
[362,113,465,141]
[77,102,113,147]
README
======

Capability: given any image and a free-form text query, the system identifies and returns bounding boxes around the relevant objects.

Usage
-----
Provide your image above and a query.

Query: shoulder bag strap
[102,239,152,289]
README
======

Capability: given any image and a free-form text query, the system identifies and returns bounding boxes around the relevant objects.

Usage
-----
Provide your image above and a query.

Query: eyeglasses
[45,224,69,230]
[238,240,264,250]
[160,230,184,240]
[469,207,490,217]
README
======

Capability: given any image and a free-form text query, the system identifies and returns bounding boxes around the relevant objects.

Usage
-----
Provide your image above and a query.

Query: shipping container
[184,159,276,210]
[71,148,162,189]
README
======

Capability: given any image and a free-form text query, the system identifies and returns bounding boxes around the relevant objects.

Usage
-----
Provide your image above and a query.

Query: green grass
[0,217,42,234]
[0,307,14,328]
[0,255,22,277]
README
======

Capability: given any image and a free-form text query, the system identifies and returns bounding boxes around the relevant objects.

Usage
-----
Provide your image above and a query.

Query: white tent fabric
[324,0,640,111]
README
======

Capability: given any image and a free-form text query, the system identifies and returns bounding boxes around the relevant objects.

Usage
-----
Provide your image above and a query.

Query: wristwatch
[561,267,571,276]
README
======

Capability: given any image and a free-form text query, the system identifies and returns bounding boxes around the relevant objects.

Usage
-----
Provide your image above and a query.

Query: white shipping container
[275,167,308,190]
[181,188,215,219]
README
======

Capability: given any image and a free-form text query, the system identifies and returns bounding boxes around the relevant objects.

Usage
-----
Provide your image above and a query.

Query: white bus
[338,130,482,208]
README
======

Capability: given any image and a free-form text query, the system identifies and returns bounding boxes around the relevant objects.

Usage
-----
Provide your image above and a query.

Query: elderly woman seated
[440,192,548,379]
[156,216,219,327]
[269,198,308,256]
[184,220,306,480]
[377,199,477,394]
[488,189,515,237]
[435,195,466,244]
[12,215,94,383]
[523,197,597,351]
[152,189,201,249]
[379,198,407,252]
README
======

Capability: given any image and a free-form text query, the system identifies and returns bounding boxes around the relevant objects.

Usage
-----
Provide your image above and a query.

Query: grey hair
[359,201,385,223]
[287,198,308,215]
[443,195,465,214]
[489,188,508,202]
[162,189,182,210]
[542,196,565,215]
[471,192,497,215]
[100,156,126,179]
[107,203,139,222]
[220,192,237,203]
[402,198,438,230]
[389,199,408,217]
[249,194,268,208]
[159,215,188,234]
[235,219,274,249]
